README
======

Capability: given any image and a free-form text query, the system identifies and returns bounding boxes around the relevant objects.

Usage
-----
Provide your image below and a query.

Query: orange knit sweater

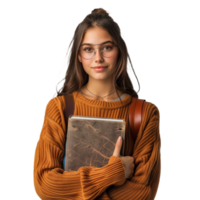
[34,91,161,200]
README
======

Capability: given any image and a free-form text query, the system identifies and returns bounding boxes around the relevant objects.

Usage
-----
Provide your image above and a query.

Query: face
[78,26,119,82]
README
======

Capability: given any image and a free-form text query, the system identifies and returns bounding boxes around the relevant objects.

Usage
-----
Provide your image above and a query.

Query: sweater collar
[72,91,132,109]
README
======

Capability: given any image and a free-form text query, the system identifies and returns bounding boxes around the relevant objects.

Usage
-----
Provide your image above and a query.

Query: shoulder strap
[64,94,74,133]
[64,94,146,145]
[129,97,146,146]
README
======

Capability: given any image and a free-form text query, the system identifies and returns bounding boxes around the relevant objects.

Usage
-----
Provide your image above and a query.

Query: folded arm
[96,102,161,200]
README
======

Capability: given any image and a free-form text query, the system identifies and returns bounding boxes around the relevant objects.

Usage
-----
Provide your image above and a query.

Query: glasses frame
[78,41,118,60]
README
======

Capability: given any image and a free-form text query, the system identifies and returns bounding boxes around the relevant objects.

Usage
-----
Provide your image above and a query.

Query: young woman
[34,8,161,200]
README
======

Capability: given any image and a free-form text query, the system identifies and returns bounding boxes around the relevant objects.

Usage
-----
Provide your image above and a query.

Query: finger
[113,137,122,157]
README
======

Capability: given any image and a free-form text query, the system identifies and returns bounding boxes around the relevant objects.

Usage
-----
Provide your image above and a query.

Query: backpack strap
[63,94,74,133]
[129,97,146,146]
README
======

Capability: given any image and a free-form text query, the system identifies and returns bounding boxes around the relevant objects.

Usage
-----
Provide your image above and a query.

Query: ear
[78,55,82,63]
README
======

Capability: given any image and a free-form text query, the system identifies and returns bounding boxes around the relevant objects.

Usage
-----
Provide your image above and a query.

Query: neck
[87,82,115,97]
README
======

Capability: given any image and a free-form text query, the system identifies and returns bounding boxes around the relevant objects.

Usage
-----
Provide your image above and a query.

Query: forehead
[81,26,113,45]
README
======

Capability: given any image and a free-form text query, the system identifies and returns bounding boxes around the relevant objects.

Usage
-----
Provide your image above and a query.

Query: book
[64,115,126,172]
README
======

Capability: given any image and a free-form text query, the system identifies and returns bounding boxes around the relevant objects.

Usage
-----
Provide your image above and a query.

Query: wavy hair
[56,8,140,100]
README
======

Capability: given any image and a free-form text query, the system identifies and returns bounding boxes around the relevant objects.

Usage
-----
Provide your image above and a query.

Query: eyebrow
[81,40,114,46]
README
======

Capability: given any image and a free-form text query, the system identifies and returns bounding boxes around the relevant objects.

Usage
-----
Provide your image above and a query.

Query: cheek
[107,49,119,64]
[81,60,92,72]
[107,57,117,63]
[106,53,118,65]
[82,60,91,67]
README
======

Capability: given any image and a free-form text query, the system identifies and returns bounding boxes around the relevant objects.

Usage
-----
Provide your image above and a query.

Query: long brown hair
[56,8,140,100]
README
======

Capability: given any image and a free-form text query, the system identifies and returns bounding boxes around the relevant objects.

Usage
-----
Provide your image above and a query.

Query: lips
[92,66,107,69]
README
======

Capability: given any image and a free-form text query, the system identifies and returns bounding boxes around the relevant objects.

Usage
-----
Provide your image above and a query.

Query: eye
[103,45,113,51]
[84,47,93,52]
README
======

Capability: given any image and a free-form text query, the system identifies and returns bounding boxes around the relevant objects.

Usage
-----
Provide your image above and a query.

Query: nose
[94,48,104,62]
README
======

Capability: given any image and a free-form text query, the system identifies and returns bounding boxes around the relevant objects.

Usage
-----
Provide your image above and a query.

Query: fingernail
[118,136,122,142]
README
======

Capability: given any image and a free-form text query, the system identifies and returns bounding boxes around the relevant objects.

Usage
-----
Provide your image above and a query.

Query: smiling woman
[31,5,161,200]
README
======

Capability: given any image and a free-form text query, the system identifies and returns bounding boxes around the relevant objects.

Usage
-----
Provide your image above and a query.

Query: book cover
[64,115,126,172]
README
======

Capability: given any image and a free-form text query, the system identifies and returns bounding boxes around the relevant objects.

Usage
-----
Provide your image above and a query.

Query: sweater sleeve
[33,97,126,200]
[95,102,161,200]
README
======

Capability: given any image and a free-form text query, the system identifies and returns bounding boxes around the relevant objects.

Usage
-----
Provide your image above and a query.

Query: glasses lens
[79,42,116,59]
[80,45,94,59]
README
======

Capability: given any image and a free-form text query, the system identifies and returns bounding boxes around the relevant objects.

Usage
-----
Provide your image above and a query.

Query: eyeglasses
[78,42,117,60]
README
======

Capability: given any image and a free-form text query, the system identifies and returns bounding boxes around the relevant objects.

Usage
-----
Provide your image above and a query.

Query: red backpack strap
[129,97,146,146]
[64,94,74,132]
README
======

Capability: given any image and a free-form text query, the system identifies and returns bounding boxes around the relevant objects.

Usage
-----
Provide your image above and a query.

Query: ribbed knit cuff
[107,156,126,186]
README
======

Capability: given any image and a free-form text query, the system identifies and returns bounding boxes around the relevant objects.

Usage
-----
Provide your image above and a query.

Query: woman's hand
[112,137,134,179]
